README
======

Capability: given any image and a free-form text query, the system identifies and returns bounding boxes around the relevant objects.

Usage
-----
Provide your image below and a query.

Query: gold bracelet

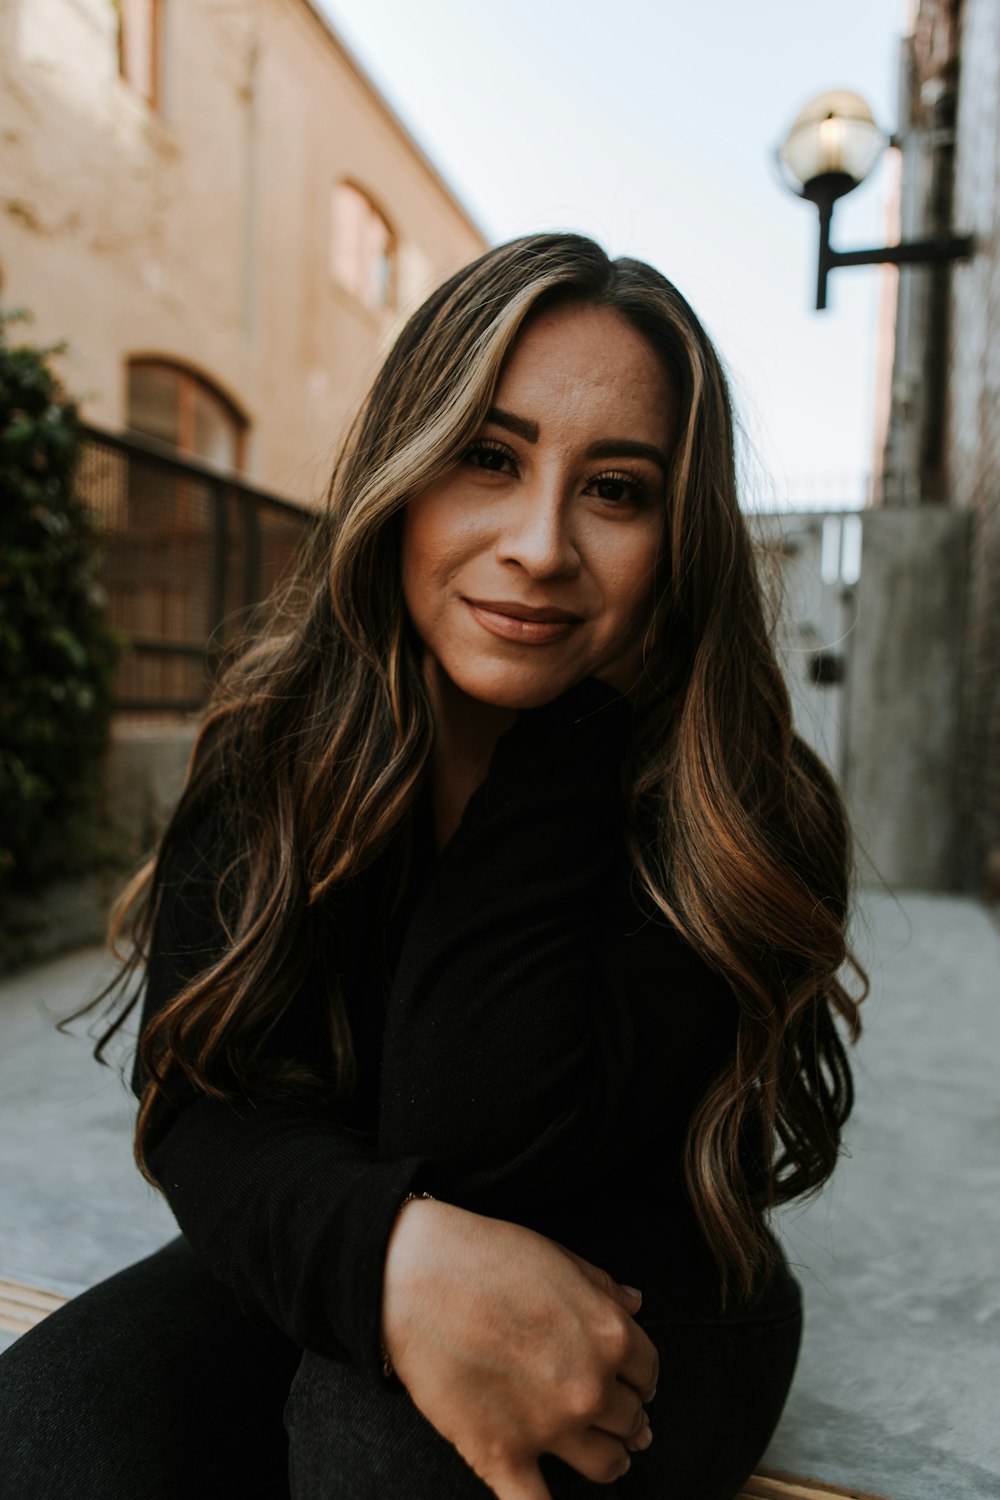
[380,1190,436,1379]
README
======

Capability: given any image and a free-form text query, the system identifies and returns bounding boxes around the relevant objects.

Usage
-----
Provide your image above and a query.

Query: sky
[318,0,908,511]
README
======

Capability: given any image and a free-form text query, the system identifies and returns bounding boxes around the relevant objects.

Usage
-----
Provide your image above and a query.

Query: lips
[463,597,582,623]
[463,598,583,646]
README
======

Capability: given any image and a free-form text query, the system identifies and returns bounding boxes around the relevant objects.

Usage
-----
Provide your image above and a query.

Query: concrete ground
[0,890,998,1499]
[0,946,175,1306]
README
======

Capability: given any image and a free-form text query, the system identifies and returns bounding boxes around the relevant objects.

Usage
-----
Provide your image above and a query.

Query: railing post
[244,492,261,614]
[211,478,228,657]
[76,425,310,713]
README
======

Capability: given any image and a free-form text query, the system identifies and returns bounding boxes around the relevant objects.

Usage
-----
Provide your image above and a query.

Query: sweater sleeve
[378,677,656,1205]
[136,803,438,1373]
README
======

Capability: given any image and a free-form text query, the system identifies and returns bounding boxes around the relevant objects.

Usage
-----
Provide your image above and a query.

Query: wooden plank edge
[0,1313,42,1335]
[739,1468,897,1500]
[0,1278,71,1335]
[0,1278,71,1314]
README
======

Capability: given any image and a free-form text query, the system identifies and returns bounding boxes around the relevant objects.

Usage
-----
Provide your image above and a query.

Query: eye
[461,439,519,475]
[585,470,650,508]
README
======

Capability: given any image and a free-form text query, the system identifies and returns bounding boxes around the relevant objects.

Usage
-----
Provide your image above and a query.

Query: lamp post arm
[812,199,974,310]
[828,235,975,270]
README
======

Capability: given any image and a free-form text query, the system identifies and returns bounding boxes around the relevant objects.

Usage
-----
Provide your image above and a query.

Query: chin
[447,659,584,711]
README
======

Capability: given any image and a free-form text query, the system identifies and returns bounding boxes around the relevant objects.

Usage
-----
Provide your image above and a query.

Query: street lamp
[777,89,974,310]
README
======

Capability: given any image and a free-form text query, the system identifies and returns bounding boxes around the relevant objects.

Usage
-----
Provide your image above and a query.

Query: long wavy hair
[88,232,866,1299]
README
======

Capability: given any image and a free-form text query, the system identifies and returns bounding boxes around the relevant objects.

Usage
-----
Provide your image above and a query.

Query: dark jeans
[0,1237,801,1500]
[0,1238,297,1500]
[288,1307,802,1500]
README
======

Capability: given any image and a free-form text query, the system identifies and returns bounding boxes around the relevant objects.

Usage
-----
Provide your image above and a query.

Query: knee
[0,1242,293,1500]
[0,1302,145,1500]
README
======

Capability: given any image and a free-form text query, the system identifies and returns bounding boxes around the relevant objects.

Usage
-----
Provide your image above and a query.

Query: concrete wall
[878,0,1000,895]
[103,720,199,868]
[844,507,970,892]
[0,0,486,506]
[753,508,970,893]
[946,0,1000,894]
[0,721,199,967]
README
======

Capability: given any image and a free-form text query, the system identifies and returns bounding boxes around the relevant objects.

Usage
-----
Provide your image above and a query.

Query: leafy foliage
[0,308,122,899]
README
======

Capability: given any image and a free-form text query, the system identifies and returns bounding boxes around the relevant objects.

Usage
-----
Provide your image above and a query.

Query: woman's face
[401,300,676,711]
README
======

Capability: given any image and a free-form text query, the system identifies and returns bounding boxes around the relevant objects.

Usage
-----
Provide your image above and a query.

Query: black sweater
[136,676,753,1382]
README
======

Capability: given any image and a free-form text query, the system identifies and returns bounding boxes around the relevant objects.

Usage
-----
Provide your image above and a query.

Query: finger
[559,1248,643,1312]
[482,1458,553,1500]
[589,1377,648,1444]
[549,1426,633,1486]
[623,1414,653,1454]
[556,1246,655,1401]
[616,1323,659,1405]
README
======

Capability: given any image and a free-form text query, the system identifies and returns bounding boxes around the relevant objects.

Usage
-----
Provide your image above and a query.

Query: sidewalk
[768,891,1000,1499]
[0,946,175,1311]
[1,890,998,1499]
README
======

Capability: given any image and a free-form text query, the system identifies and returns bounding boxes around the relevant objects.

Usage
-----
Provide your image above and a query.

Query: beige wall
[0,0,486,505]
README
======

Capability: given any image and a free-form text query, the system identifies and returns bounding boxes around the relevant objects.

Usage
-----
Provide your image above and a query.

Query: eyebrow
[487,406,539,442]
[586,439,670,477]
[485,407,670,477]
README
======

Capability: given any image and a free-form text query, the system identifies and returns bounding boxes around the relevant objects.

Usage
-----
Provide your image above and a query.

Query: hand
[380,1199,658,1499]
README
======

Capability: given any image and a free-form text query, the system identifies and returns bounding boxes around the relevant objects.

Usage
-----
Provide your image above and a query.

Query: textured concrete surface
[0,893,998,1498]
[768,891,1000,1499]
[842,509,971,892]
[0,944,175,1347]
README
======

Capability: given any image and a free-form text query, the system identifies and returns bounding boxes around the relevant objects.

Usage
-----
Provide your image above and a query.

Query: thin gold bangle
[380,1190,436,1379]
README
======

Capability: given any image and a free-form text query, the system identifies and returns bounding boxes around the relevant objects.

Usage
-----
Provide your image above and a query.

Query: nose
[495,469,579,578]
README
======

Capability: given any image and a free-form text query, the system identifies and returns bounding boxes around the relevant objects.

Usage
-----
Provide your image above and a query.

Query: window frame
[330,179,398,316]
[117,0,165,111]
[126,358,247,474]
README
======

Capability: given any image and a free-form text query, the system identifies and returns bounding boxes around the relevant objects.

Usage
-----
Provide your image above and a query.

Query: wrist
[380,1190,437,1379]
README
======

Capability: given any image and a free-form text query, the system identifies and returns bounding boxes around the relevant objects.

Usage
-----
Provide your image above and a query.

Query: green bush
[0,308,122,900]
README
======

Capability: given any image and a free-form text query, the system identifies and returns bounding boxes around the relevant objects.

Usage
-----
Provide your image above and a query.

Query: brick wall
[947,0,1000,893]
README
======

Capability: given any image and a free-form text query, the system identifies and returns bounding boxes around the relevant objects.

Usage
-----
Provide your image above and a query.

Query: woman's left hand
[380,1197,657,1499]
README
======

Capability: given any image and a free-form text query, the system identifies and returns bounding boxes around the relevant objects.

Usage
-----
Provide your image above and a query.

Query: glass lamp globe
[779,90,887,202]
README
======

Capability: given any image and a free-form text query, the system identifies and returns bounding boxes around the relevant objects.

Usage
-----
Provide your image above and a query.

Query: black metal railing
[77,425,315,713]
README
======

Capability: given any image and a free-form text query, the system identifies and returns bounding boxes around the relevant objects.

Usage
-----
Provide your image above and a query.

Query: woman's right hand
[380,1197,658,1500]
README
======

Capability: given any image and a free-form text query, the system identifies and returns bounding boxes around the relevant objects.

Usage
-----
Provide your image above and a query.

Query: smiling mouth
[464,598,583,645]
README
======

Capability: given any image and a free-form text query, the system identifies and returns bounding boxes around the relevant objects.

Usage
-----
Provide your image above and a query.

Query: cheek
[401,490,483,638]
[598,532,663,633]
[400,493,450,620]
[403,490,480,580]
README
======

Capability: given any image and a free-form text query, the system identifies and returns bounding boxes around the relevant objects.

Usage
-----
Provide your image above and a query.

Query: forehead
[494,301,675,443]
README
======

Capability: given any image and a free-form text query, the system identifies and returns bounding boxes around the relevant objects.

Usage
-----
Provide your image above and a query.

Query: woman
[0,233,866,1500]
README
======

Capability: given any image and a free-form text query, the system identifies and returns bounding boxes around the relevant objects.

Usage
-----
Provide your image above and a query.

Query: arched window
[330,182,396,314]
[117,0,165,109]
[126,360,246,471]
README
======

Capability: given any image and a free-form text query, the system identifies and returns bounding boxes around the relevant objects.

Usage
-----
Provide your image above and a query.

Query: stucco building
[0,0,486,504]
